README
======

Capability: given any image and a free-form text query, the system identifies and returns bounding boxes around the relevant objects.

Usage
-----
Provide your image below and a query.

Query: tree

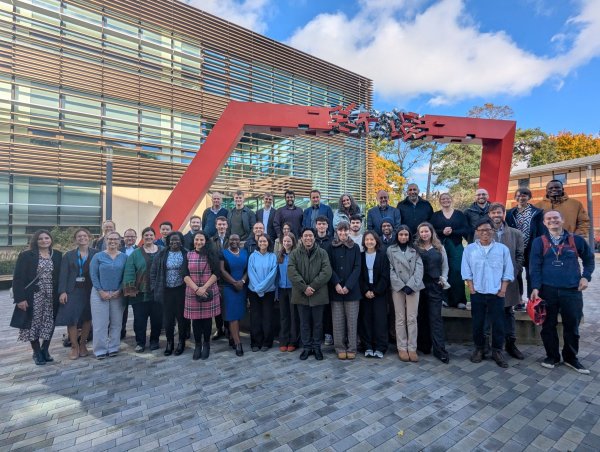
[554,131,600,161]
[370,139,404,206]
[513,127,556,167]
[468,103,514,120]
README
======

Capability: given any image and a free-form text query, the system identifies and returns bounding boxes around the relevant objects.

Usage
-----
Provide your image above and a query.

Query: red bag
[527,297,547,326]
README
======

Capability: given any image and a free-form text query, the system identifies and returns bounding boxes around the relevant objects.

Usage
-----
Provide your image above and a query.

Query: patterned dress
[184,251,221,320]
[18,256,54,341]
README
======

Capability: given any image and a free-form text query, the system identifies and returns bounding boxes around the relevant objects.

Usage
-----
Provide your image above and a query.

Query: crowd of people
[10,181,595,373]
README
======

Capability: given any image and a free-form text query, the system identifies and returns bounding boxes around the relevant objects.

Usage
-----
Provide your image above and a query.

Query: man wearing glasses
[367,190,401,235]
[462,218,514,368]
[464,188,491,242]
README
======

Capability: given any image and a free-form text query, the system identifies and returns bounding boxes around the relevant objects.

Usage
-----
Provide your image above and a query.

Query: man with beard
[379,218,395,251]
[464,188,491,243]
[535,180,590,238]
[183,216,202,250]
[367,190,401,235]
[274,190,304,239]
[396,184,433,234]
[349,215,364,251]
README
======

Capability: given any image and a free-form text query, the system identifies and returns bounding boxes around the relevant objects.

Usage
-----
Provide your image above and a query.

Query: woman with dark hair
[359,230,390,359]
[333,193,361,229]
[387,225,424,362]
[150,231,189,356]
[89,231,127,359]
[414,222,450,363]
[57,228,97,360]
[248,234,278,352]
[277,232,299,352]
[219,233,248,357]
[123,226,162,353]
[430,193,469,309]
[11,229,63,365]
[184,231,222,360]
[273,222,293,253]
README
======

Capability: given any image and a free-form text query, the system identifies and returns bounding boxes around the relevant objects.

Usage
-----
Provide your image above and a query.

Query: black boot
[164,340,174,356]
[492,350,509,368]
[201,341,210,360]
[41,340,54,362]
[235,343,244,357]
[505,338,524,360]
[193,343,202,360]
[31,341,45,366]
[174,341,185,356]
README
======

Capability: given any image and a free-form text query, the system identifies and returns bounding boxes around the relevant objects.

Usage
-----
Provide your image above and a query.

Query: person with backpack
[529,210,595,374]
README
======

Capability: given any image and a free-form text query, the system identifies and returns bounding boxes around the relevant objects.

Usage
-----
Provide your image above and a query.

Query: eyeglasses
[124,235,137,239]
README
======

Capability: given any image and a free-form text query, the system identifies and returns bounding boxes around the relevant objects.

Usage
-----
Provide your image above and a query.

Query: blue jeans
[540,286,583,363]
[471,293,505,351]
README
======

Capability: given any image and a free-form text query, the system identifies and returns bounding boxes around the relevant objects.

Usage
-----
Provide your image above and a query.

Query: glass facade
[0,0,373,246]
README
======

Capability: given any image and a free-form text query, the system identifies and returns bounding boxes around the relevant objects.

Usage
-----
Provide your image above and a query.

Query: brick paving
[1,258,599,451]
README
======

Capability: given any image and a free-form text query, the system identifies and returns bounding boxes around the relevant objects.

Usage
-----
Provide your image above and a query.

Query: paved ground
[1,261,599,451]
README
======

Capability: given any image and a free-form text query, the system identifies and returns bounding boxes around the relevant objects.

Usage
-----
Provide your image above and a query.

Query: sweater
[396,197,434,234]
[90,251,127,291]
[202,207,229,238]
[274,205,304,238]
[529,230,594,290]
[248,251,278,296]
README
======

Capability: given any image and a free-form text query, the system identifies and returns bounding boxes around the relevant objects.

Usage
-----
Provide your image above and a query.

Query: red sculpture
[150,101,516,233]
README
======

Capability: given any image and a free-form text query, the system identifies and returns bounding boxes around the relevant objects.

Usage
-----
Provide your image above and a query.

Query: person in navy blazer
[256,192,277,241]
[302,190,333,237]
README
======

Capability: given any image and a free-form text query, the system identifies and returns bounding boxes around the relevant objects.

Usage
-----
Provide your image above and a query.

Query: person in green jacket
[288,227,332,361]
[123,226,163,353]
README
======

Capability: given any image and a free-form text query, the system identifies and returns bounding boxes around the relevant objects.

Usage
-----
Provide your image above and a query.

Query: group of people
[10,180,595,374]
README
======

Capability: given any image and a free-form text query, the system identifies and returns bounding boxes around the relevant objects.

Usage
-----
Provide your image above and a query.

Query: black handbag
[195,290,213,303]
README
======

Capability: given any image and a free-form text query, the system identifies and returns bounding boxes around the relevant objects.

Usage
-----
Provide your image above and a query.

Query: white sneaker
[458,303,467,310]
[442,301,449,308]
[365,349,374,358]
[374,350,384,359]
[324,334,334,346]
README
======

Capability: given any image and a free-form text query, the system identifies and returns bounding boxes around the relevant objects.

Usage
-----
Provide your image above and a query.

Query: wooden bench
[441,306,575,345]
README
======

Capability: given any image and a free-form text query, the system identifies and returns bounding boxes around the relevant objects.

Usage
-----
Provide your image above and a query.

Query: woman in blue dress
[219,234,248,357]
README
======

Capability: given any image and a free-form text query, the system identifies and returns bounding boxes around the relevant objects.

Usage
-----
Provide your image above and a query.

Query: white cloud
[286,0,600,105]
[181,0,271,34]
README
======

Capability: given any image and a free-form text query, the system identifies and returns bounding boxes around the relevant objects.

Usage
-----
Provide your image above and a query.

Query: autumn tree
[514,127,556,167]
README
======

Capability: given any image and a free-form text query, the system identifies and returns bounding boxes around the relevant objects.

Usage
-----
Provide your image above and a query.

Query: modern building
[508,154,600,240]
[0,0,373,246]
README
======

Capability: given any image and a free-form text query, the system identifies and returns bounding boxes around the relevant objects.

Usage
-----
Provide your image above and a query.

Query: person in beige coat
[535,180,590,238]
[386,225,424,362]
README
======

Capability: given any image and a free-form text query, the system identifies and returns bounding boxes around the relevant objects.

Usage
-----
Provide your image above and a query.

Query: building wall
[0,0,373,245]
[508,163,600,239]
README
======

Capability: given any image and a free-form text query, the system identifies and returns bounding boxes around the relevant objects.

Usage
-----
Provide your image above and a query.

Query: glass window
[64,94,101,135]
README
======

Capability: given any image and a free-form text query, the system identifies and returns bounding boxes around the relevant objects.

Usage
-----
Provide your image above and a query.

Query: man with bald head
[367,190,401,235]
[396,183,433,235]
[464,188,491,242]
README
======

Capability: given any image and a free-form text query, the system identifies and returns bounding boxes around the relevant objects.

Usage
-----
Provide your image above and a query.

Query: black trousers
[278,288,300,346]
[361,294,388,353]
[249,290,275,348]
[121,304,129,338]
[192,318,212,344]
[298,304,325,350]
[214,284,229,332]
[132,301,163,346]
[417,280,447,356]
[323,299,333,336]
[540,286,583,363]
[163,285,189,343]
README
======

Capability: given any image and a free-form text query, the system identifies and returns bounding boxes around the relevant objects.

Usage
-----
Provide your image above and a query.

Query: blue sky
[185,0,600,188]
[187,0,599,135]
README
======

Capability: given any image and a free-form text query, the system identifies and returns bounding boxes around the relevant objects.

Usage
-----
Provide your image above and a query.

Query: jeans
[484,306,516,340]
[163,285,189,343]
[297,304,325,350]
[90,289,124,357]
[278,288,300,347]
[248,290,275,348]
[540,286,583,363]
[132,301,163,346]
[471,292,505,351]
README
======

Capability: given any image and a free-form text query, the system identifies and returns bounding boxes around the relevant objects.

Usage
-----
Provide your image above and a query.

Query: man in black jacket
[396,184,433,235]
[464,188,491,242]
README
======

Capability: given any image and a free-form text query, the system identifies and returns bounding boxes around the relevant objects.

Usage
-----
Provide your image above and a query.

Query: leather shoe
[314,348,323,360]
[201,342,210,360]
[150,341,160,351]
[492,350,509,368]
[174,341,185,356]
[299,349,313,360]
[193,344,202,360]
[470,348,483,363]
[164,341,173,356]
[235,343,244,357]
[505,338,525,360]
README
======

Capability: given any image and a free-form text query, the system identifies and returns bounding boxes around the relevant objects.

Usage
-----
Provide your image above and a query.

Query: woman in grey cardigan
[387,225,424,363]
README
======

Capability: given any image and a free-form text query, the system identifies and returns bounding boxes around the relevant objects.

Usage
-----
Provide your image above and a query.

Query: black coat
[328,240,362,301]
[396,198,434,234]
[256,208,277,241]
[11,249,63,329]
[464,202,490,242]
[149,247,188,303]
[359,250,390,297]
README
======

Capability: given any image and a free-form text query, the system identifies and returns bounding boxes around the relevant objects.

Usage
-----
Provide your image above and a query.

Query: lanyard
[76,249,88,277]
